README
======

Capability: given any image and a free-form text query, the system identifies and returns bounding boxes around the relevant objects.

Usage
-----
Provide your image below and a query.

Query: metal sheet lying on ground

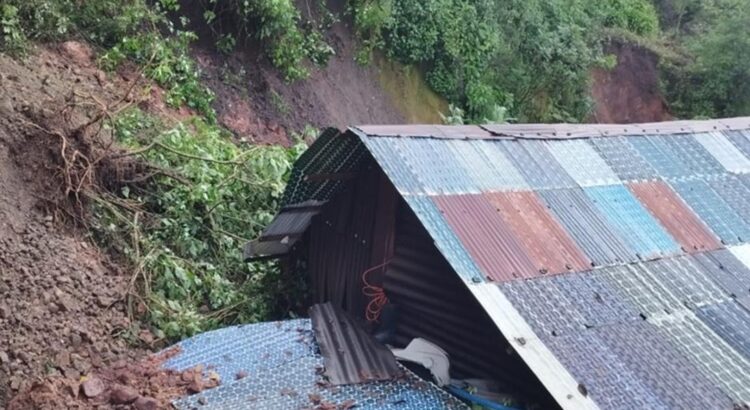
[628,181,722,253]
[309,303,402,385]
[485,191,591,275]
[433,194,538,281]
[165,319,467,410]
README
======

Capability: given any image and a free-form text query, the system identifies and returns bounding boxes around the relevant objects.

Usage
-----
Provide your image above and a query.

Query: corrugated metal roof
[538,188,635,266]
[545,140,619,187]
[670,179,750,245]
[433,194,538,281]
[695,132,750,174]
[583,185,680,260]
[486,191,591,275]
[260,117,750,409]
[309,303,402,385]
[628,181,721,253]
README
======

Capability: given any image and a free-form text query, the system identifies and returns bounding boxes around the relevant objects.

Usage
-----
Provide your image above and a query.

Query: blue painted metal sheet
[361,137,425,195]
[538,188,635,266]
[164,319,315,382]
[402,195,485,283]
[589,136,658,182]
[629,136,690,180]
[695,131,750,173]
[445,139,529,192]
[545,140,620,186]
[650,135,724,177]
[516,140,578,189]
[550,271,640,327]
[541,331,669,410]
[653,313,750,404]
[597,321,734,409]
[584,185,680,260]
[670,179,750,245]
[709,176,750,224]
[697,301,750,361]
[168,319,467,410]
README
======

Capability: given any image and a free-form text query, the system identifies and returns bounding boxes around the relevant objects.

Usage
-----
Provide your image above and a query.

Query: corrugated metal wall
[384,198,553,403]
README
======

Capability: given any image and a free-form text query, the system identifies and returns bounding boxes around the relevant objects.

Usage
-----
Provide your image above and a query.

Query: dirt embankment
[590,41,672,123]
[0,42,222,409]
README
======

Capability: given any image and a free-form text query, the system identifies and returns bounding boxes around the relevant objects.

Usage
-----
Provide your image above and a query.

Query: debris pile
[7,348,219,409]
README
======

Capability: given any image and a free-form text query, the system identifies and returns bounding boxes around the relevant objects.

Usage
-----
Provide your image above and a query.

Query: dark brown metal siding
[485,192,591,275]
[433,194,538,281]
[384,199,550,401]
[306,160,397,319]
[628,181,722,253]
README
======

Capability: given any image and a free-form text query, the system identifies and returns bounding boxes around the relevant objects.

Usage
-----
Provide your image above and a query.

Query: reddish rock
[109,384,138,404]
[134,396,159,410]
[81,376,104,398]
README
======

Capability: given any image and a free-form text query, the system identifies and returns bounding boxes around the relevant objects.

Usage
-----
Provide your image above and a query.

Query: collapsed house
[245,118,750,409]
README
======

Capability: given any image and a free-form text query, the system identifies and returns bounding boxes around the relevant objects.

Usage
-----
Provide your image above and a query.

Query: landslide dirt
[590,40,672,123]
[0,41,215,409]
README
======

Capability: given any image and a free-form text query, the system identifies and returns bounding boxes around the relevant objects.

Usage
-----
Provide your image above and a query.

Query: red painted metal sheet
[628,181,722,253]
[485,192,592,275]
[432,194,537,282]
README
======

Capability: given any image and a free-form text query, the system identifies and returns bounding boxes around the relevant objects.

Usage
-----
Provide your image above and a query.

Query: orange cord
[361,258,392,322]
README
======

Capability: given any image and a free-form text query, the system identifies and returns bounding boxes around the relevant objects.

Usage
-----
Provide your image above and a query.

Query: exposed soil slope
[0,43,153,407]
[590,41,672,123]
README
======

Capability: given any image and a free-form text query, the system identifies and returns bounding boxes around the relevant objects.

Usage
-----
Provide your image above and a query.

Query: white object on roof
[392,338,451,387]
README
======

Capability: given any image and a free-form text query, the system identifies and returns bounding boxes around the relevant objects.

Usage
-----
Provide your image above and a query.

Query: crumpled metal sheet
[310,303,402,385]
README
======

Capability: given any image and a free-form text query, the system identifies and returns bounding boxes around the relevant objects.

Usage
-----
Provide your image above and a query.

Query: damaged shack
[246,119,750,409]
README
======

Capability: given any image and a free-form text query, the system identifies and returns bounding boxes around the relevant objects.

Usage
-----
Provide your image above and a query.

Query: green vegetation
[95,111,306,339]
[348,0,661,122]
[658,0,750,118]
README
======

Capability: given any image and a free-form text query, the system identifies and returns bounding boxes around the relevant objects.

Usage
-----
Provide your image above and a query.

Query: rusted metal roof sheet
[628,181,722,253]
[485,191,591,275]
[260,118,750,410]
[539,188,635,266]
[310,303,402,385]
[433,194,538,281]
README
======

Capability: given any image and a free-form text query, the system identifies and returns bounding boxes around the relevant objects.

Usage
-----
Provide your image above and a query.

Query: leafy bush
[350,0,661,122]
[660,0,750,118]
[202,0,334,81]
[95,110,307,339]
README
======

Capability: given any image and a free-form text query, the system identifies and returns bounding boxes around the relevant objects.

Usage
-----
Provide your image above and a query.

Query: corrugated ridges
[628,181,722,253]
[310,303,402,385]
[433,194,538,281]
[670,179,750,245]
[539,188,635,266]
[583,185,681,260]
[545,139,619,187]
[486,191,591,275]
[696,132,750,173]
[589,136,658,182]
